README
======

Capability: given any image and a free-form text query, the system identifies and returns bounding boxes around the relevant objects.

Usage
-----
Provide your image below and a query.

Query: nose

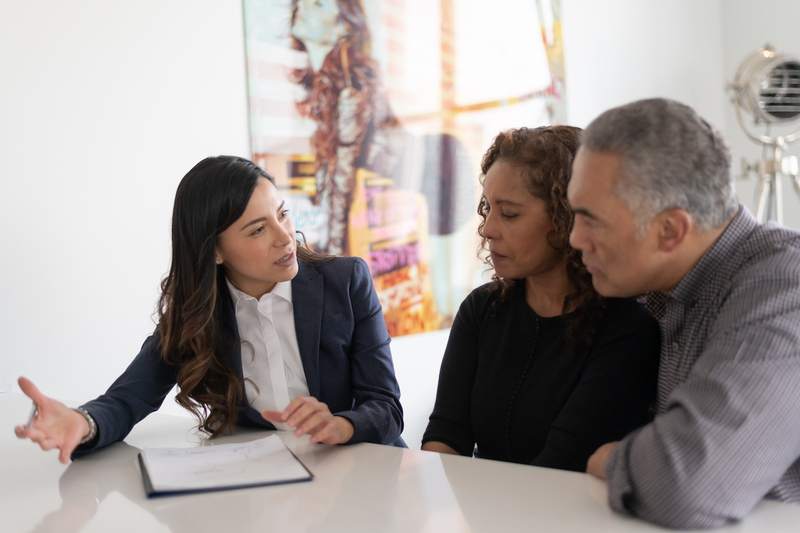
[481,208,500,241]
[273,220,293,247]
[569,220,587,252]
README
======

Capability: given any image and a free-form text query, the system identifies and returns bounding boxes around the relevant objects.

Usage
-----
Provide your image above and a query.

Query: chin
[593,277,639,298]
[492,266,515,280]
[589,274,617,297]
[285,260,300,279]
[266,262,298,284]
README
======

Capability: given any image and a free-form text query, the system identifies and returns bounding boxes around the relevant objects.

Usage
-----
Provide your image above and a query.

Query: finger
[286,401,322,428]
[40,437,59,451]
[295,412,329,437]
[18,376,48,407]
[24,427,49,443]
[281,396,311,419]
[310,420,337,444]
[59,444,74,464]
[261,410,285,423]
[14,425,29,438]
[59,434,81,464]
[286,403,316,428]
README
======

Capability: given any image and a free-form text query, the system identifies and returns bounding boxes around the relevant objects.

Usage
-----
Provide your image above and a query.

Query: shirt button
[671,341,680,351]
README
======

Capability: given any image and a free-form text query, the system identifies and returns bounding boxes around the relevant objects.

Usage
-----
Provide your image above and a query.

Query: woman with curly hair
[422,126,659,471]
[15,155,404,463]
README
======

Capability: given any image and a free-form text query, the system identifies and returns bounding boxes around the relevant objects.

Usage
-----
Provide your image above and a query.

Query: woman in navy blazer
[15,156,403,462]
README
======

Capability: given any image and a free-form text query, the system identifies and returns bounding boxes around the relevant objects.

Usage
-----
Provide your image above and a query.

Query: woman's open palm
[14,377,89,463]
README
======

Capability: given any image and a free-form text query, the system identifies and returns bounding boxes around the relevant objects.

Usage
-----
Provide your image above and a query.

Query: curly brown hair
[477,126,603,346]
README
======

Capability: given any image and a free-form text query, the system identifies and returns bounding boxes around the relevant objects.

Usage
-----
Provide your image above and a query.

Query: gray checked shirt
[606,206,800,529]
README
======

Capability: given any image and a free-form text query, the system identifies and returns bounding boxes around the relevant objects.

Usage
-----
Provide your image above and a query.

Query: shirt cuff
[606,431,638,515]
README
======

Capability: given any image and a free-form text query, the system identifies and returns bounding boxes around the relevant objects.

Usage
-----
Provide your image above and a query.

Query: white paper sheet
[139,435,311,493]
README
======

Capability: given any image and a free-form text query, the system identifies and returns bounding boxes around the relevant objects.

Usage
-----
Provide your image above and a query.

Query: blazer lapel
[292,261,323,397]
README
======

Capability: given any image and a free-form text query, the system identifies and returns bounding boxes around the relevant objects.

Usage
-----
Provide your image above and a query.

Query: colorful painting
[243,0,565,336]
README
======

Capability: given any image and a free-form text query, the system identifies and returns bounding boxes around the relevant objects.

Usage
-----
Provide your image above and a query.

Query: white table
[3,393,800,533]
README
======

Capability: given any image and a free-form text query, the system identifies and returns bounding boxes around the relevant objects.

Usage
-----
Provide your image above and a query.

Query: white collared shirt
[226,278,309,430]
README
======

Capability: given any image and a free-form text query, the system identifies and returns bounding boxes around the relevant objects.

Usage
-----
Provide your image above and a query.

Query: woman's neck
[226,274,276,300]
[524,262,574,318]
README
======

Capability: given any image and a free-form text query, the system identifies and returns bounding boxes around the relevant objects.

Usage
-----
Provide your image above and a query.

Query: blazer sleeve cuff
[335,408,398,445]
[335,409,367,443]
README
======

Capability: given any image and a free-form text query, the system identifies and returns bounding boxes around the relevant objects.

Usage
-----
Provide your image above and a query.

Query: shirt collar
[225,278,293,307]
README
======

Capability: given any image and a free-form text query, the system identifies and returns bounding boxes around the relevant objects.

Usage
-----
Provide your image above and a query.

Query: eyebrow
[240,201,286,231]
[490,198,524,207]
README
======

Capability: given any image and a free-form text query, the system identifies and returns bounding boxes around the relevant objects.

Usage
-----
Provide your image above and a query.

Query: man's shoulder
[734,223,800,282]
[712,224,800,340]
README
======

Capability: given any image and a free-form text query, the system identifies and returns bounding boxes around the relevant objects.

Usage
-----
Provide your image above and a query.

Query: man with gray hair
[568,97,800,529]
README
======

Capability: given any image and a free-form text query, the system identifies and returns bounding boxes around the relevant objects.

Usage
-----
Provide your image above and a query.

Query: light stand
[729,44,800,224]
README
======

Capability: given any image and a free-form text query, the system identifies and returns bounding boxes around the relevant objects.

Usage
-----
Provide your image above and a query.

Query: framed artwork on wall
[243,0,565,336]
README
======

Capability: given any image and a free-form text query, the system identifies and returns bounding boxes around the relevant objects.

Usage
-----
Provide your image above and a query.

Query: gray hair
[582,98,737,231]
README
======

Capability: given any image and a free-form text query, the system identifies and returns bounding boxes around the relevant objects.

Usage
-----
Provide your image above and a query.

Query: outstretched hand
[262,396,354,445]
[14,377,90,464]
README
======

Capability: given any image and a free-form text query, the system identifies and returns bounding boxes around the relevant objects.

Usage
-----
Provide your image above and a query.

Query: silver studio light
[729,44,800,224]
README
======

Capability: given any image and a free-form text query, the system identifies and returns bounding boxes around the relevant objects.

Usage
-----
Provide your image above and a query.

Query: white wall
[0,1,250,399]
[721,0,800,229]
[2,0,735,448]
[562,0,726,129]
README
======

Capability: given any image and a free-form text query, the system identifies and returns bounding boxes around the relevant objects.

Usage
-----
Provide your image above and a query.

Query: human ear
[656,209,691,252]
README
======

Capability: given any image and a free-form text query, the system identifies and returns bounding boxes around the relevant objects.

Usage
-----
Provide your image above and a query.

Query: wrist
[335,416,355,443]
[73,407,97,445]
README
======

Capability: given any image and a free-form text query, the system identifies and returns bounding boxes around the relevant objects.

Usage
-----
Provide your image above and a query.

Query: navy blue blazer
[76,257,404,456]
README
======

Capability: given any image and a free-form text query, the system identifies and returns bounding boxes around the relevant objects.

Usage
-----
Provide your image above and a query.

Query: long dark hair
[478,126,604,349]
[157,155,325,436]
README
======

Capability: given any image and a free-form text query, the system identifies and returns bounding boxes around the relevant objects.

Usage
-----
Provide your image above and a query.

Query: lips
[274,251,295,267]
[581,257,599,274]
[490,251,508,262]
